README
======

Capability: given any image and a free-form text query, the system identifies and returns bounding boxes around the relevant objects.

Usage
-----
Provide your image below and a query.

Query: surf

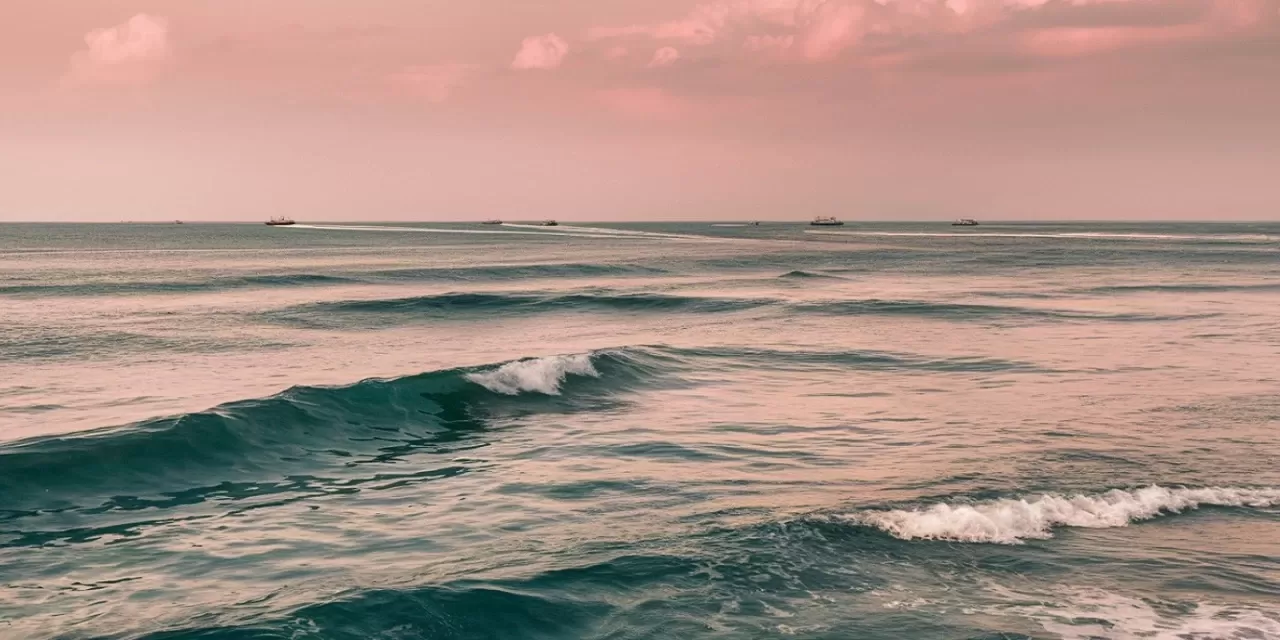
[829,485,1280,544]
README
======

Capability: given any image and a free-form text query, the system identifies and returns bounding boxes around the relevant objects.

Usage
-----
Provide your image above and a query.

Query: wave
[0,273,359,297]
[273,291,770,326]
[0,349,666,512]
[274,290,1209,328]
[778,270,844,280]
[0,264,671,298]
[466,353,599,395]
[829,485,1280,544]
[790,298,1207,322]
[1077,282,1280,295]
[664,345,1049,373]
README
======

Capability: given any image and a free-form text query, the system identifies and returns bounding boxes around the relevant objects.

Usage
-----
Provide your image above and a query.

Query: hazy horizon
[3,0,1278,222]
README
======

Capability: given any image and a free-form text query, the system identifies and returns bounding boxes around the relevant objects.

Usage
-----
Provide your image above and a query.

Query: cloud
[744,34,796,52]
[648,46,682,67]
[511,33,570,70]
[796,1,868,60]
[583,0,1274,66]
[65,14,171,87]
[387,63,473,103]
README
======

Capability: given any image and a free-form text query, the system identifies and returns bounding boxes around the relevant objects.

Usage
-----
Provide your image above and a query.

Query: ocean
[2,221,1278,639]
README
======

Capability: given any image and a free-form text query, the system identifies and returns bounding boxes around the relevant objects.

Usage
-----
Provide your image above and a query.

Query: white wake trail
[287,223,662,240]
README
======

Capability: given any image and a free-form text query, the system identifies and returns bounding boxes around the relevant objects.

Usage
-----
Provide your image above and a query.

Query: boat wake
[286,223,676,241]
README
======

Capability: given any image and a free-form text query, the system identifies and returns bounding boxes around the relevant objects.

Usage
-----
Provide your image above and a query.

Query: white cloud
[511,33,570,70]
[648,46,682,67]
[796,1,867,60]
[66,14,171,87]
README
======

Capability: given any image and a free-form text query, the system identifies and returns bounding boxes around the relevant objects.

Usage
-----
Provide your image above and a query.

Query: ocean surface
[2,221,1279,639]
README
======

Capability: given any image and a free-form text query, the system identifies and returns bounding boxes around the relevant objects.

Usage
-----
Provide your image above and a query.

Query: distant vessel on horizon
[536,220,558,227]
[952,219,979,227]
[810,216,843,226]
[265,217,296,226]
[481,219,503,225]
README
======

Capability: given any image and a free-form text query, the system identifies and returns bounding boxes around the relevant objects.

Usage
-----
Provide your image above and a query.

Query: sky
[1,0,1278,221]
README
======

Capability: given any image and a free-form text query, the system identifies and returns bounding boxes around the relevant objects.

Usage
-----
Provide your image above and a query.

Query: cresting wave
[831,485,1280,544]
[0,349,665,511]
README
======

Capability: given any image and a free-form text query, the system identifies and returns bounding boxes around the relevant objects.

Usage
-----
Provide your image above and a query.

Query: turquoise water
[2,221,1279,639]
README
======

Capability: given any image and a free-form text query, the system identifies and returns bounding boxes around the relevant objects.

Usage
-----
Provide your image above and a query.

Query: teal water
[2,221,1279,639]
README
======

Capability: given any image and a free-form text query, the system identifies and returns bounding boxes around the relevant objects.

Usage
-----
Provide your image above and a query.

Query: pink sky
[2,0,1278,221]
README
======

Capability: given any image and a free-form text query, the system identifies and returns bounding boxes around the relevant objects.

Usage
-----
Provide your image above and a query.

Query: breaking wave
[831,485,1280,544]
[0,349,668,512]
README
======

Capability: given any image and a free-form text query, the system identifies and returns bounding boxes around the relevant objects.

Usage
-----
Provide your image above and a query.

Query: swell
[269,291,770,327]
[0,327,294,361]
[789,298,1212,322]
[0,273,359,297]
[1074,282,1280,295]
[0,349,669,512]
[662,345,1051,373]
[271,291,1209,327]
[0,263,668,297]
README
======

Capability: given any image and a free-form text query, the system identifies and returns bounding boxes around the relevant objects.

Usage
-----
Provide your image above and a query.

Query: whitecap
[835,485,1280,544]
[465,353,599,395]
[1002,587,1280,640]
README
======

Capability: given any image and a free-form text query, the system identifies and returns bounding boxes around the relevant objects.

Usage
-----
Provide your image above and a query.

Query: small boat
[537,220,558,227]
[749,221,761,226]
[810,216,844,226]
[951,219,979,227]
[265,217,296,226]
[481,219,503,225]
[174,220,184,225]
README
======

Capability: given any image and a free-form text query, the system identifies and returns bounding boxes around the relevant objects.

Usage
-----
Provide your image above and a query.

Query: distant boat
[174,220,184,225]
[265,217,295,226]
[810,216,844,226]
[749,221,761,226]
[536,220,558,227]
[481,219,503,225]
[951,219,979,227]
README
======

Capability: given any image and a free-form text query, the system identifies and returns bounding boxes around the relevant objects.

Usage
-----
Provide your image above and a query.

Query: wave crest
[466,354,600,395]
[833,485,1280,544]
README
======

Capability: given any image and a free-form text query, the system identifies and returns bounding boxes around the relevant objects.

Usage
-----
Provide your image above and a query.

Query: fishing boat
[810,216,844,226]
[265,217,296,226]
[481,219,503,225]
[951,219,979,227]
[537,220,558,226]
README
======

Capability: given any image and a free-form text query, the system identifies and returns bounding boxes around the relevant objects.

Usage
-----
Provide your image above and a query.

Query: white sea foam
[837,485,1280,544]
[465,353,599,395]
[1001,587,1280,640]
